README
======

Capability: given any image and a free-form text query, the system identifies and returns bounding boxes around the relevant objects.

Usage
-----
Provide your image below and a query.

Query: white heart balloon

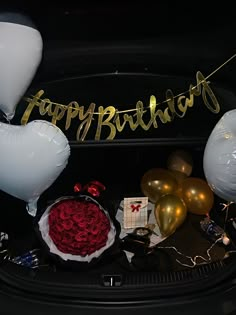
[0,120,70,216]
[0,13,43,120]
[203,109,236,203]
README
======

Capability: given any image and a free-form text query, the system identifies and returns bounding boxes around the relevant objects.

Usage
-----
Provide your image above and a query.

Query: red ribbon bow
[74,181,106,197]
[131,204,141,212]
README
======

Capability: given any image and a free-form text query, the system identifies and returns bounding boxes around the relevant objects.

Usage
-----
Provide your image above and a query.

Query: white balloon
[0,20,43,120]
[203,109,236,202]
[0,120,70,216]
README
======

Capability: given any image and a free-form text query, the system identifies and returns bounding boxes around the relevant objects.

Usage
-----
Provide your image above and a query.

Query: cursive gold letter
[95,106,116,140]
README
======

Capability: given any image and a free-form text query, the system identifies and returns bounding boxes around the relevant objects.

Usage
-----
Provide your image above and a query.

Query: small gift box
[123,197,149,229]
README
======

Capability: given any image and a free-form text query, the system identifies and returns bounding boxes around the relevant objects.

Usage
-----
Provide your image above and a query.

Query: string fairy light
[149,199,236,268]
[26,53,236,115]
[156,237,222,268]
[220,201,235,230]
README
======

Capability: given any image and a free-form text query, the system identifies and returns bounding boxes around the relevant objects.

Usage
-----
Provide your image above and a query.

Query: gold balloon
[180,177,214,215]
[167,150,193,176]
[154,194,187,237]
[168,170,188,185]
[141,168,178,203]
[173,186,184,199]
[169,170,188,198]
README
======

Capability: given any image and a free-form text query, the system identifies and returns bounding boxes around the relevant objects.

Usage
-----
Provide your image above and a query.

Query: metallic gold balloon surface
[169,170,188,198]
[141,168,178,204]
[167,150,193,176]
[180,177,214,215]
[154,194,187,237]
[169,170,188,184]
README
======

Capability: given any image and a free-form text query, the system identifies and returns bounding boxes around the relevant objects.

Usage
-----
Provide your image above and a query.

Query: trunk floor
[0,194,231,274]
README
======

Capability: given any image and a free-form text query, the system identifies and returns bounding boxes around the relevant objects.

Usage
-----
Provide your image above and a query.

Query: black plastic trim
[68,137,207,148]
[0,259,234,302]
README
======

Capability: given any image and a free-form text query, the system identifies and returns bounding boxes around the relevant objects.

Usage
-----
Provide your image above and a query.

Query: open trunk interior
[1,71,236,300]
[0,0,236,305]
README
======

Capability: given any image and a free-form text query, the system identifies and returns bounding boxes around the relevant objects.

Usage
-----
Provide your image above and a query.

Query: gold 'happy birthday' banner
[21,54,236,141]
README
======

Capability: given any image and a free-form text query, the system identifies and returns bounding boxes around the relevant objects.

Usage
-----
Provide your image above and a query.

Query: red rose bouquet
[38,195,116,263]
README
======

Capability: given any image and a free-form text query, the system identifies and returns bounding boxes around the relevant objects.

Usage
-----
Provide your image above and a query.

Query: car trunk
[0,2,236,314]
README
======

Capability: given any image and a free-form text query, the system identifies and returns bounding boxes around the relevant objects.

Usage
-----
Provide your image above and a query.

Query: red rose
[65,201,76,212]
[61,219,74,230]
[71,241,79,249]
[79,250,88,257]
[61,231,73,244]
[59,210,71,220]
[55,223,64,233]
[57,244,69,253]
[75,231,87,242]
[49,231,61,243]
[48,198,111,256]
[48,212,56,225]
[72,213,87,226]
[89,225,99,235]
[86,211,99,224]
[58,203,72,219]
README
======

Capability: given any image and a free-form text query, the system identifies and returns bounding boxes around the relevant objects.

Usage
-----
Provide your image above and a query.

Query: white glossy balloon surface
[203,110,236,202]
[0,120,70,216]
[0,22,43,120]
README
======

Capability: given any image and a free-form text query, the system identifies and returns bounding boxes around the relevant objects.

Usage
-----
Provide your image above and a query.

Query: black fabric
[131,212,228,272]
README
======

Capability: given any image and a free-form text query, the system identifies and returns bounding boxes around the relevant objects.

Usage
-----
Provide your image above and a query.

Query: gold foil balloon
[168,170,188,185]
[167,150,193,176]
[180,177,214,215]
[154,194,187,237]
[141,168,178,203]
[169,170,188,199]
[169,171,188,198]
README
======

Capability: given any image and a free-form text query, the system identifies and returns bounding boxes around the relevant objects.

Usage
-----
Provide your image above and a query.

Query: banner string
[27,53,236,115]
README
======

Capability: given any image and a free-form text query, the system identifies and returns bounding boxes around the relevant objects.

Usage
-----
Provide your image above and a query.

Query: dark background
[0,1,234,86]
[0,1,235,41]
